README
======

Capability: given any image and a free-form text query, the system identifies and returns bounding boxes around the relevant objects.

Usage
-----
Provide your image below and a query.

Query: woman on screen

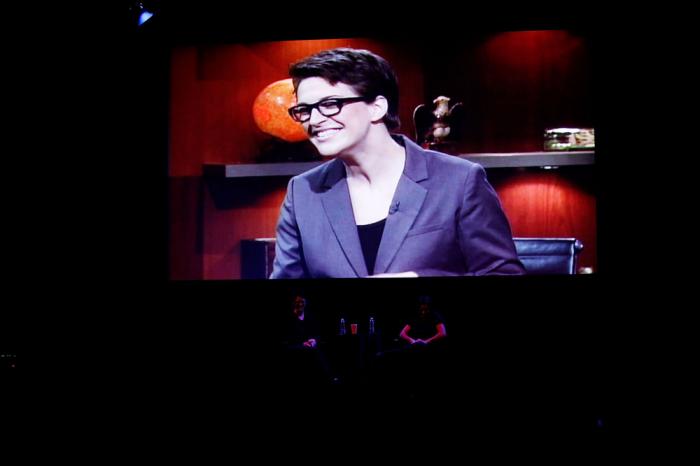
[271,48,524,278]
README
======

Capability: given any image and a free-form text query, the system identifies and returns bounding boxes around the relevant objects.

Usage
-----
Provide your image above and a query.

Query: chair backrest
[241,238,277,279]
[513,237,583,275]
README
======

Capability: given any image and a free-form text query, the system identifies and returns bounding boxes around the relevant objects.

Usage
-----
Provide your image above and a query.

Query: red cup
[350,323,358,335]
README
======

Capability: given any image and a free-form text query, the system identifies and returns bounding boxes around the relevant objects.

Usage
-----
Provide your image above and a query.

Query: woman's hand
[303,338,317,348]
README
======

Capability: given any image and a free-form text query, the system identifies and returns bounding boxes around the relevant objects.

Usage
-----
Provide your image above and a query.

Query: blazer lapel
[320,160,368,277]
[373,137,429,274]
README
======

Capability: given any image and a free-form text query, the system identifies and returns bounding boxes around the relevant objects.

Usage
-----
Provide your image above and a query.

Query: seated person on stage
[399,296,448,350]
[374,296,448,398]
[280,295,337,387]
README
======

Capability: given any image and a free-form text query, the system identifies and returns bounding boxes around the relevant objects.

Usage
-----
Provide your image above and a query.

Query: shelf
[204,161,323,178]
[464,151,594,169]
[205,151,594,178]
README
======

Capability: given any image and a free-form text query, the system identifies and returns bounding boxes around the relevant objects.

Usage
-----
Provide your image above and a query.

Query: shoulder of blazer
[422,148,482,173]
[290,157,344,192]
[399,134,480,183]
[411,147,482,187]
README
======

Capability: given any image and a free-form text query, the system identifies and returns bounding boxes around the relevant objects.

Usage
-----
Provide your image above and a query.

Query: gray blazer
[271,136,525,278]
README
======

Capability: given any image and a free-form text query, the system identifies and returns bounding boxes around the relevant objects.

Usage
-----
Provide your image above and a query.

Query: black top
[284,312,320,346]
[357,218,387,276]
[406,310,445,340]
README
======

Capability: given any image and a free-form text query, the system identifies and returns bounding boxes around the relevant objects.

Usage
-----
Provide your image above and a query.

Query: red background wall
[169,31,596,279]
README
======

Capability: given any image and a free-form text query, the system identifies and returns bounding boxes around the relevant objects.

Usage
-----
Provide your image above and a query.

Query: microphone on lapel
[389,201,400,215]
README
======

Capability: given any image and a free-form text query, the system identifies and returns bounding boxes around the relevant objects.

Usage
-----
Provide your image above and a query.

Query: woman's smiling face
[295,77,373,157]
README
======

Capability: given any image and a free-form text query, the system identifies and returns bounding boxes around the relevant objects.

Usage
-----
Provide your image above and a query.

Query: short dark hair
[289,48,400,130]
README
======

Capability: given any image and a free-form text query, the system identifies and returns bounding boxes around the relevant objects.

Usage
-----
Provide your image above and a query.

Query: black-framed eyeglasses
[288,96,370,123]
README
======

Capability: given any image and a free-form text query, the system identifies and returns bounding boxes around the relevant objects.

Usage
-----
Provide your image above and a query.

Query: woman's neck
[343,131,405,186]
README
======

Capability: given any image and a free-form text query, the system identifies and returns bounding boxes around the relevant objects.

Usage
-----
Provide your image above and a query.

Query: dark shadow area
[98,3,655,442]
[125,276,617,436]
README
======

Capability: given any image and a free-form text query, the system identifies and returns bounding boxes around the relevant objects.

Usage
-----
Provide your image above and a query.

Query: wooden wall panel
[490,168,597,272]
[424,30,593,153]
[169,177,204,279]
[202,179,287,279]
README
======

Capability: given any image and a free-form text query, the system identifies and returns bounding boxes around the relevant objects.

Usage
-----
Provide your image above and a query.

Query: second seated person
[271,47,525,278]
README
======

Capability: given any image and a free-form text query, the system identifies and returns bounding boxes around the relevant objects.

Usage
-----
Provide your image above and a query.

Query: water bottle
[369,316,375,335]
[339,318,347,336]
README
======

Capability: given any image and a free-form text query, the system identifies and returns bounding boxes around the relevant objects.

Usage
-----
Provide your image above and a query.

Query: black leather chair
[241,237,584,277]
[241,238,277,279]
[513,237,583,275]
